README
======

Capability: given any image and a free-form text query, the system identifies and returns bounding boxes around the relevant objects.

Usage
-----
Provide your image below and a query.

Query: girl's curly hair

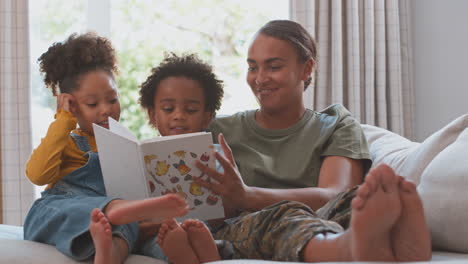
[139,53,224,115]
[38,32,118,96]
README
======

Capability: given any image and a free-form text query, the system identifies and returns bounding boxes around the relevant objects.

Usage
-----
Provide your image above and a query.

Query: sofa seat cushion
[0,238,165,264]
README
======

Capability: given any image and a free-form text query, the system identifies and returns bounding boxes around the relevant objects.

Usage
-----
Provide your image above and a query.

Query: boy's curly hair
[139,53,224,115]
[38,32,118,96]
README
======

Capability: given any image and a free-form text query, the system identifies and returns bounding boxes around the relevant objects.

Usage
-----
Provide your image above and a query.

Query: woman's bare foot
[303,164,401,262]
[89,208,113,264]
[350,163,401,261]
[157,219,199,264]
[182,219,220,262]
[106,194,189,225]
[391,177,432,261]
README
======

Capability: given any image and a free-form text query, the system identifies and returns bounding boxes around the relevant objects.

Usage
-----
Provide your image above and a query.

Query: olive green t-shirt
[208,104,371,189]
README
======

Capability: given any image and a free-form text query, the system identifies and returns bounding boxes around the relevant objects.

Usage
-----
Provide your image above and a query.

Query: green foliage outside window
[30,0,287,141]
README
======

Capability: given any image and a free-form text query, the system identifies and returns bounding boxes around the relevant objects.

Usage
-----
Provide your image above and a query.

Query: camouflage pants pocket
[214,200,345,261]
[316,185,358,229]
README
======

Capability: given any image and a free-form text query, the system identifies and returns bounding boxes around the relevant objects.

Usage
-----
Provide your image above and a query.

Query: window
[110,0,289,139]
[29,0,289,195]
[29,0,88,146]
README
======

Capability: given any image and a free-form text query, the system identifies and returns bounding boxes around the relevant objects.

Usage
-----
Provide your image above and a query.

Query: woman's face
[246,33,312,113]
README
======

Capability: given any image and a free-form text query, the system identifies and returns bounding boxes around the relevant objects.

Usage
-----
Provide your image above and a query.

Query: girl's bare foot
[350,164,401,261]
[89,208,113,264]
[392,177,432,261]
[106,194,188,225]
[182,219,220,262]
[157,219,199,264]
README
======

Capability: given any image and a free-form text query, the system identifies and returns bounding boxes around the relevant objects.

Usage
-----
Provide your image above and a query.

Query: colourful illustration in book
[145,166,165,187]
[200,152,210,162]
[173,150,186,158]
[149,181,155,193]
[161,184,188,200]
[144,154,158,164]
[156,160,170,176]
[143,147,221,212]
[173,159,191,175]
[190,182,204,196]
[170,176,179,183]
[206,194,219,205]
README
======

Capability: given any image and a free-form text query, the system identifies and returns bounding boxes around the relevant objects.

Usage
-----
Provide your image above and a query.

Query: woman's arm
[242,156,364,211]
[196,134,365,214]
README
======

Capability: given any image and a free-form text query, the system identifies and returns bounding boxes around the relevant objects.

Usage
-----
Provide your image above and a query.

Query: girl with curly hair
[23,32,188,264]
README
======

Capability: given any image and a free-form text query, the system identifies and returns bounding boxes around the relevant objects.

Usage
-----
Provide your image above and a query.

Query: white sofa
[1,114,468,263]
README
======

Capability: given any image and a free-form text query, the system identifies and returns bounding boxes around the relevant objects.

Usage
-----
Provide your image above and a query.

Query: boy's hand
[57,93,77,115]
[194,133,251,217]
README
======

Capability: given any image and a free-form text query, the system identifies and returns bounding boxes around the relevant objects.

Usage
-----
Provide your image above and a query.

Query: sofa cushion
[362,114,468,184]
[0,238,165,264]
[418,128,468,253]
[361,124,419,177]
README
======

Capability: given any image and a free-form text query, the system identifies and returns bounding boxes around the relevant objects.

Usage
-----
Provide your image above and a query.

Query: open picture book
[93,118,224,221]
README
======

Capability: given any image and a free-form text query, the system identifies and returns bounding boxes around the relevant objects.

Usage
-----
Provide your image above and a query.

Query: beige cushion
[361,124,419,176]
[362,114,468,184]
[418,128,468,253]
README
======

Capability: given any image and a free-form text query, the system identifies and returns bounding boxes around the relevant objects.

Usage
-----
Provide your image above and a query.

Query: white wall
[411,0,468,141]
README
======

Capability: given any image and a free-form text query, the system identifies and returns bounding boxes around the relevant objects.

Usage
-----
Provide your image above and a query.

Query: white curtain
[291,0,414,138]
[0,0,34,225]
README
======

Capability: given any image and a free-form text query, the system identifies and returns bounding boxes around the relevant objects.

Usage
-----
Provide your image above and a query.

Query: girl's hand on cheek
[57,93,77,115]
[194,134,251,216]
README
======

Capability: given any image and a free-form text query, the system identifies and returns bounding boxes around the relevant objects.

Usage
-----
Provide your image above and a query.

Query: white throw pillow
[361,124,419,175]
[362,114,468,184]
[418,128,468,253]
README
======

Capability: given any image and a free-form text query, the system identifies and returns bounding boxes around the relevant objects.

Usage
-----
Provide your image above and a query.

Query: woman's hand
[57,93,77,115]
[194,134,251,217]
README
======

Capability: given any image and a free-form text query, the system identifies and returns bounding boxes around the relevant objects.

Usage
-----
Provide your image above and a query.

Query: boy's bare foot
[391,177,432,261]
[157,219,199,264]
[89,208,113,264]
[182,219,220,262]
[350,163,401,261]
[106,194,189,225]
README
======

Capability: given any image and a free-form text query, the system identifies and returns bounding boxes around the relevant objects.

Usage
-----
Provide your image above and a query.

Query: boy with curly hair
[139,53,224,264]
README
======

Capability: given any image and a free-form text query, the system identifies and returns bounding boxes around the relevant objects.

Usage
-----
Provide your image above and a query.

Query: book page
[140,132,224,221]
[93,124,149,200]
[108,117,138,142]
[140,131,209,144]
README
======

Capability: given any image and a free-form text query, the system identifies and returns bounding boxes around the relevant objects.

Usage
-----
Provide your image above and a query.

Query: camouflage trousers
[213,185,358,261]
